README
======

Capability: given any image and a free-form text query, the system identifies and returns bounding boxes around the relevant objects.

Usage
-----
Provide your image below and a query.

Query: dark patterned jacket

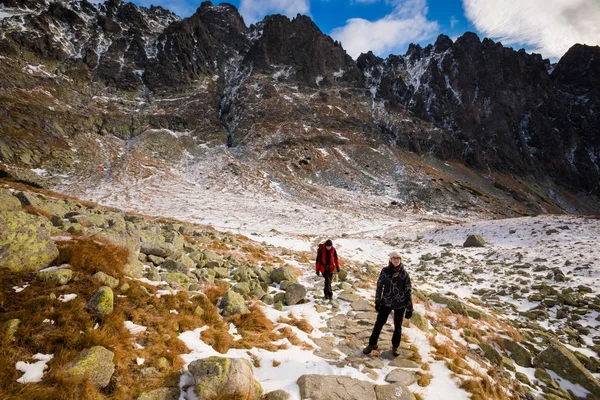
[375,264,412,310]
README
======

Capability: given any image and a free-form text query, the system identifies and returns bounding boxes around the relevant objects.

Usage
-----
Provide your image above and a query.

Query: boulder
[4,318,20,339]
[65,346,115,388]
[92,271,119,289]
[140,241,173,258]
[384,369,418,386]
[188,356,262,400]
[0,211,59,272]
[270,267,298,284]
[285,283,307,305]
[479,343,502,365]
[338,269,348,281]
[219,290,250,316]
[463,235,485,247]
[374,382,416,400]
[533,342,600,399]
[36,266,73,285]
[203,250,223,268]
[409,312,429,332]
[297,374,376,400]
[0,190,22,211]
[264,389,290,400]
[87,286,114,318]
[161,258,188,273]
[136,387,180,400]
[504,339,532,367]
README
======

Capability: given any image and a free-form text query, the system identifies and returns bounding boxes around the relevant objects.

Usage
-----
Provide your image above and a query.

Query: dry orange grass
[231,306,281,351]
[0,237,208,398]
[278,313,313,334]
[23,204,53,220]
[203,282,229,305]
[246,351,261,368]
[417,373,433,387]
[272,360,281,367]
[459,375,513,400]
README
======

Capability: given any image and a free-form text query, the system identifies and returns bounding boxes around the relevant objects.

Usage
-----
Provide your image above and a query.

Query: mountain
[0,0,599,218]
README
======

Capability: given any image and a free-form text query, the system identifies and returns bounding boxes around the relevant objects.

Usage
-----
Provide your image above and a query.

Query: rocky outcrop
[188,356,262,400]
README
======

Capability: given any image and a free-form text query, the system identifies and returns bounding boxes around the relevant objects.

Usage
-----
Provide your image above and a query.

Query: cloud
[463,0,600,59]
[450,15,458,29]
[330,0,439,59]
[239,0,311,25]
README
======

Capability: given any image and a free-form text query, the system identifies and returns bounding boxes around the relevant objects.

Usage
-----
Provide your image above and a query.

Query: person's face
[326,245,332,250]
[391,256,402,266]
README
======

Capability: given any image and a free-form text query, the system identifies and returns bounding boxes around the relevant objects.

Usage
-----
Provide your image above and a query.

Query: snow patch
[15,354,54,384]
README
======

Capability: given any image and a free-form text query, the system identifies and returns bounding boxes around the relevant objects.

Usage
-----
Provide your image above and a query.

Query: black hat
[325,239,333,246]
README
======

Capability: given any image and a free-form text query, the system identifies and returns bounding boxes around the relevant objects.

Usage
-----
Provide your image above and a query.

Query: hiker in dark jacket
[363,251,413,356]
[315,239,340,300]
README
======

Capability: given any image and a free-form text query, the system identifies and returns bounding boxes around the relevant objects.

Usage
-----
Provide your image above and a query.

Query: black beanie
[325,239,333,246]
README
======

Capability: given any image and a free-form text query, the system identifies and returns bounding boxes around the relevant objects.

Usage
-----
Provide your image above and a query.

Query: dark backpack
[316,243,324,263]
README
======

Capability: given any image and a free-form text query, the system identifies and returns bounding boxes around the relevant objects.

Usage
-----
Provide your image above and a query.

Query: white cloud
[450,15,458,29]
[330,0,439,59]
[239,0,311,25]
[463,0,600,59]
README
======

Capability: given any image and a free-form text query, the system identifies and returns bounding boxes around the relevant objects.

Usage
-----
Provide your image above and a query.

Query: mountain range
[0,0,599,218]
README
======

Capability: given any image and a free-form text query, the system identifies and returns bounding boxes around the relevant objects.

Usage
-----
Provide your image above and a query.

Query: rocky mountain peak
[244,13,363,87]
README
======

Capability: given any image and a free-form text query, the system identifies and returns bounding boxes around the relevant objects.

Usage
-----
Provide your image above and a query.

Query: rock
[270,267,298,284]
[285,283,307,305]
[36,266,73,285]
[409,312,429,332]
[0,211,59,272]
[161,258,188,273]
[388,359,420,369]
[533,343,600,398]
[219,290,250,316]
[463,235,485,247]
[350,299,372,312]
[92,271,119,289]
[264,389,290,400]
[297,374,376,400]
[375,382,416,400]
[65,346,115,388]
[203,250,224,268]
[213,266,229,278]
[87,286,114,318]
[479,343,502,365]
[188,357,262,400]
[140,241,173,258]
[338,292,361,302]
[0,191,22,211]
[338,269,348,281]
[162,272,190,285]
[504,339,532,367]
[516,372,531,385]
[136,387,180,400]
[261,294,274,305]
[384,369,418,385]
[232,282,251,296]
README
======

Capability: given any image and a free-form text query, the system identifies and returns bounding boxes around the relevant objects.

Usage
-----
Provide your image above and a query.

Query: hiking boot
[362,344,378,354]
[392,347,400,357]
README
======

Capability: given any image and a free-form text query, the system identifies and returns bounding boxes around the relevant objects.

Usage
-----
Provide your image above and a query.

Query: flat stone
[350,299,372,312]
[389,359,420,369]
[385,369,419,385]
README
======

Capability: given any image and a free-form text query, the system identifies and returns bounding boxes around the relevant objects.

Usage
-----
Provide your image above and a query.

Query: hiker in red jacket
[315,239,340,300]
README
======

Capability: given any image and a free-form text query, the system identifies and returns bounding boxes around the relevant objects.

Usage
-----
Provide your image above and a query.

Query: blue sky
[129,0,600,61]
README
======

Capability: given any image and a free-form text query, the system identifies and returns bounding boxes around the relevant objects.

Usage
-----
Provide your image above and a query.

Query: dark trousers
[323,269,333,298]
[369,306,405,348]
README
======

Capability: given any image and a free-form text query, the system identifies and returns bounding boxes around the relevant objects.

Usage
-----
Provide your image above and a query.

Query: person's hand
[316,270,321,276]
[405,306,413,319]
[375,302,381,312]
[336,267,340,273]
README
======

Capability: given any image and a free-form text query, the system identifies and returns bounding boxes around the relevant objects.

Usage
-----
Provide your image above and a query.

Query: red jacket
[315,244,340,274]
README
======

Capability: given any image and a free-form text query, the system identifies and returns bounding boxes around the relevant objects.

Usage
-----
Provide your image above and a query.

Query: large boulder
[375,383,416,400]
[219,290,250,316]
[270,267,298,284]
[285,283,307,305]
[65,346,115,388]
[463,235,485,247]
[0,210,59,272]
[140,241,174,258]
[188,356,262,400]
[87,286,114,318]
[533,342,600,399]
[297,375,376,400]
